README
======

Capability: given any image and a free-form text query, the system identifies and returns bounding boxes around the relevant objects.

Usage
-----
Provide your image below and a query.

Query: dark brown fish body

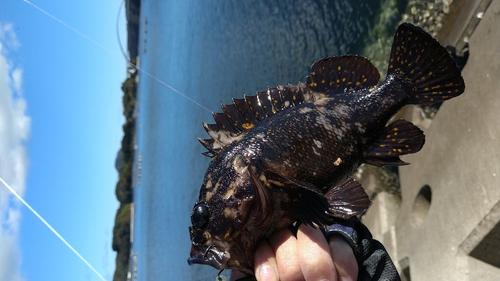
[188,23,465,274]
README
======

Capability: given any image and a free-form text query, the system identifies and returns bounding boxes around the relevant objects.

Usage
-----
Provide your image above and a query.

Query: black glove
[324,218,401,281]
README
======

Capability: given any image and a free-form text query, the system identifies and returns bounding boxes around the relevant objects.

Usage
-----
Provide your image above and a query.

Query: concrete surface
[362,1,500,280]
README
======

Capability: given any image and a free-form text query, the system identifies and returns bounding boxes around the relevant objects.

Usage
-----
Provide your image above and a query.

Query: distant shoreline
[111,0,140,280]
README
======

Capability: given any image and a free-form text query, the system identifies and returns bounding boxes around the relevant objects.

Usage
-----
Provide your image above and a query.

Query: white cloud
[0,23,20,50]
[0,22,30,281]
[12,68,23,95]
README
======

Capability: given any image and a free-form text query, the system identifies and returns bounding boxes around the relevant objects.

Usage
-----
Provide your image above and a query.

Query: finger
[329,235,358,281]
[268,228,304,281]
[297,224,338,281]
[254,240,279,281]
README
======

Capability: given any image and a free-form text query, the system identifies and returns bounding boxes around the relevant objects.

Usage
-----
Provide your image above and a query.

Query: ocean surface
[132,0,407,280]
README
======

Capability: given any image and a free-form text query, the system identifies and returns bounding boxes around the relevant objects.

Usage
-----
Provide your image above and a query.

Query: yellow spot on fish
[259,173,267,182]
[224,187,236,200]
[268,179,285,187]
[224,208,234,219]
[206,189,215,201]
[205,179,213,189]
[334,157,342,166]
[241,123,255,130]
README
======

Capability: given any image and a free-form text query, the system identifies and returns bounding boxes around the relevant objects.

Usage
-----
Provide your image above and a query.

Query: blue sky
[0,0,127,280]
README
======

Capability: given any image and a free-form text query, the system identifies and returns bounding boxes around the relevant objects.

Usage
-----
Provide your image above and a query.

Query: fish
[187,23,465,275]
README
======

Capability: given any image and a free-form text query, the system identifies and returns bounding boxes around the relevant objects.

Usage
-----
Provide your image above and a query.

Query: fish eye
[191,202,209,228]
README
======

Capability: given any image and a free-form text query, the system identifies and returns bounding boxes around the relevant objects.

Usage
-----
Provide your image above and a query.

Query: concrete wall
[362,1,500,280]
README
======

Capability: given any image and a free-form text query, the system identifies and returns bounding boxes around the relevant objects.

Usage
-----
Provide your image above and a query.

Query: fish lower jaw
[188,244,230,270]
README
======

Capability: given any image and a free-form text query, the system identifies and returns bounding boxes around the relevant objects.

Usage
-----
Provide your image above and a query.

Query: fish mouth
[188,244,231,270]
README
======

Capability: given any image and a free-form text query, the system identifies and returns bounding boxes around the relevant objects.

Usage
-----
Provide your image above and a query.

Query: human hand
[230,224,358,281]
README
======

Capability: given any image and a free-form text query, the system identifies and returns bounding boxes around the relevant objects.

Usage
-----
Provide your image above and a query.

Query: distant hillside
[112,0,140,280]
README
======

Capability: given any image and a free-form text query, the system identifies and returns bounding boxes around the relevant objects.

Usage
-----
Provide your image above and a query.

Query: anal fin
[325,178,371,219]
[365,119,425,166]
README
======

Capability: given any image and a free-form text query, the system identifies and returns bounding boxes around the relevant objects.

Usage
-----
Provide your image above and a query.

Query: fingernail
[258,265,277,281]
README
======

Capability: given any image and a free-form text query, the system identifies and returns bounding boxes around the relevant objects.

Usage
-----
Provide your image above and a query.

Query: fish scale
[188,23,465,275]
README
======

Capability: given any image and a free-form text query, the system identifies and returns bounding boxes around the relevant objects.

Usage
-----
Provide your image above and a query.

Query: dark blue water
[133,0,405,280]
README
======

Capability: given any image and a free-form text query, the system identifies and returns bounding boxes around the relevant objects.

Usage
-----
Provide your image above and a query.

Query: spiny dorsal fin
[307,55,380,95]
[200,84,311,157]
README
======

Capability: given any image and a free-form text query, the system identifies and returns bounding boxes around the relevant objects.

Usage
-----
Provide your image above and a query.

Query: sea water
[132,0,406,280]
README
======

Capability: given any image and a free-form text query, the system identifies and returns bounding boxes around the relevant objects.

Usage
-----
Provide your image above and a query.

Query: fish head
[188,152,273,274]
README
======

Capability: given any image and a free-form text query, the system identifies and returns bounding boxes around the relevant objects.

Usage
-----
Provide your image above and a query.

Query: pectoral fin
[263,170,333,228]
[325,178,371,219]
[365,119,425,166]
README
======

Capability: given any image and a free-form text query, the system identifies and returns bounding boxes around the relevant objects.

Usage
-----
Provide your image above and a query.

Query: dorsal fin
[306,55,380,95]
[199,56,380,157]
[200,84,311,157]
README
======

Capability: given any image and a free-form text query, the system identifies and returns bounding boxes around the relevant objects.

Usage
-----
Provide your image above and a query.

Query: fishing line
[0,177,108,281]
[22,0,213,113]
[116,0,129,62]
[13,1,212,280]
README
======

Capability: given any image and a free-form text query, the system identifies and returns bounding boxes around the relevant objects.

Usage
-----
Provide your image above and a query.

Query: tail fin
[387,23,465,104]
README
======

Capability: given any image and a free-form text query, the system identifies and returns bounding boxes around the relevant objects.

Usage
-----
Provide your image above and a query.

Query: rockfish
[188,23,465,275]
